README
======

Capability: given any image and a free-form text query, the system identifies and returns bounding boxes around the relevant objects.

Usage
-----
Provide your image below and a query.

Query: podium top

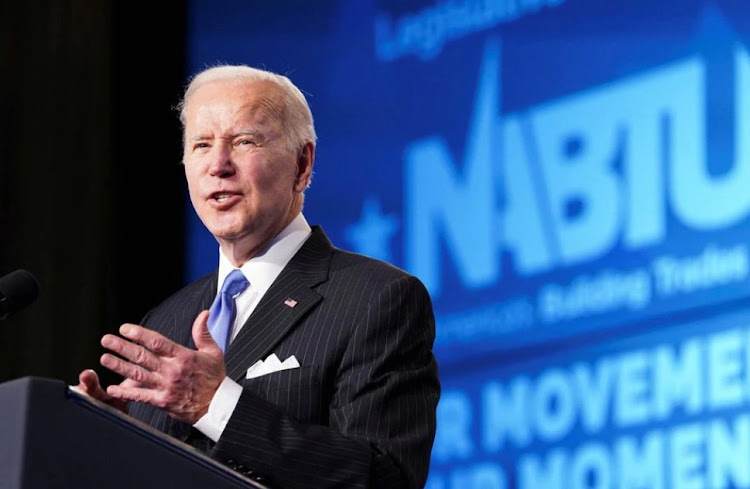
[0,376,270,489]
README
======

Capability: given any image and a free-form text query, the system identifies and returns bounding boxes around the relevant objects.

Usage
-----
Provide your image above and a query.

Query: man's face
[183,79,309,259]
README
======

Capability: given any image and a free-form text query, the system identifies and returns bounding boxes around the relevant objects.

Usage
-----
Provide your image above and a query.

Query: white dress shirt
[193,213,312,441]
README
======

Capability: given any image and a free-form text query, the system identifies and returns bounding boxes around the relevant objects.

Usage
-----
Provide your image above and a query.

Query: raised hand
[99,310,226,424]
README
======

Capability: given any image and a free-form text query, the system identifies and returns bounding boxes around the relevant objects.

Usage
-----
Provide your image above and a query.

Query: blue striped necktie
[208,269,250,352]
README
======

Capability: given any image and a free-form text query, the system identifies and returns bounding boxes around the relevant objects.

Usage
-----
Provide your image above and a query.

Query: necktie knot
[222,269,250,297]
[208,269,249,352]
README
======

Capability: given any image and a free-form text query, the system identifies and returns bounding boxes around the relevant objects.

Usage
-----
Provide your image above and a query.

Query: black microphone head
[0,269,40,320]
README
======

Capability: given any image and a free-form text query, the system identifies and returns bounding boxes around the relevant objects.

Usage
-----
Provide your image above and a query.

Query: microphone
[0,269,40,320]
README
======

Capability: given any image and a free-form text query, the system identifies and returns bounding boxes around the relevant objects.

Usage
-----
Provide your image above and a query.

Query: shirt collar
[216,213,312,293]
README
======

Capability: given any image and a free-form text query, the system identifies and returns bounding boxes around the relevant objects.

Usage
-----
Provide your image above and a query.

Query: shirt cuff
[193,376,243,442]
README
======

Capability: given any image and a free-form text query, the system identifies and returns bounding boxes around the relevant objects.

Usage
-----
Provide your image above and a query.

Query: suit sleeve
[210,274,441,489]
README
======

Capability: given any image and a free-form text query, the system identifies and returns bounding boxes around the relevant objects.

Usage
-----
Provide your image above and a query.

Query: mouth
[214,193,233,202]
[208,191,241,207]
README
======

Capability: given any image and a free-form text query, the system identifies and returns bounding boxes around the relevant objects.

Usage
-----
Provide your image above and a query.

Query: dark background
[0,1,188,386]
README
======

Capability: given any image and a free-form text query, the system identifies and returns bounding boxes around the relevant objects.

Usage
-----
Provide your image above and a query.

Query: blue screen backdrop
[186,1,750,487]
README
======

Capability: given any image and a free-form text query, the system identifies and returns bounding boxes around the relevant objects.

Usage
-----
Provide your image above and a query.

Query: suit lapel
[224,227,332,382]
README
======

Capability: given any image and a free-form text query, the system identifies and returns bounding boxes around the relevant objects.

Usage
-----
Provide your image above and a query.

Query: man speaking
[76,65,440,489]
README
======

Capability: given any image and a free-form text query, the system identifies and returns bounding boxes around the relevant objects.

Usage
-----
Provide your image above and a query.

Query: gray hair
[177,65,317,151]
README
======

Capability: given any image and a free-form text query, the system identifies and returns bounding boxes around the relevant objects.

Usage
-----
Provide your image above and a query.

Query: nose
[208,145,235,177]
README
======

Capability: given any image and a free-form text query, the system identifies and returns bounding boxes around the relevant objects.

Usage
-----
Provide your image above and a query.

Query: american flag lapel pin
[284,298,298,308]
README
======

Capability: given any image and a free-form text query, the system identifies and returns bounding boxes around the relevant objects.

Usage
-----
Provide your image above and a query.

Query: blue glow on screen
[186,1,750,487]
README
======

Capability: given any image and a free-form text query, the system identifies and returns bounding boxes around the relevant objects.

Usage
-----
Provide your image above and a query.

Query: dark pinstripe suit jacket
[128,226,440,489]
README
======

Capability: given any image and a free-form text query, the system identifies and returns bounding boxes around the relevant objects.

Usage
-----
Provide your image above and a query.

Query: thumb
[78,369,102,394]
[76,369,111,401]
[192,310,217,352]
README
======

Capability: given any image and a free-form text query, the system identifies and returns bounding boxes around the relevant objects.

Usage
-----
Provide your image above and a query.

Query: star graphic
[346,197,399,263]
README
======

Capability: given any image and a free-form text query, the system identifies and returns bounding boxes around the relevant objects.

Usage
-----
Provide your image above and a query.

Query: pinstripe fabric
[128,227,440,489]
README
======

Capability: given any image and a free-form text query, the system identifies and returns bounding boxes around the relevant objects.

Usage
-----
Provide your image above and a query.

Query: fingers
[74,369,131,413]
[101,352,156,387]
[120,377,141,389]
[118,324,178,357]
[106,383,157,406]
[96,316,225,423]
[98,324,183,397]
[191,310,218,351]
[101,334,160,371]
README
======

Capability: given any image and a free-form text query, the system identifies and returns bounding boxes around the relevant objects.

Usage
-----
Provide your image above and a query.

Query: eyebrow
[188,129,266,143]
[188,134,213,142]
[233,129,265,140]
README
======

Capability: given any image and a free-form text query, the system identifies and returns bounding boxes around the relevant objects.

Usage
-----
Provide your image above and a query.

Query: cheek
[244,165,283,195]
[255,159,298,192]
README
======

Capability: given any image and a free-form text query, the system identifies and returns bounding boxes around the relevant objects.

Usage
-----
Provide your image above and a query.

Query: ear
[294,142,315,193]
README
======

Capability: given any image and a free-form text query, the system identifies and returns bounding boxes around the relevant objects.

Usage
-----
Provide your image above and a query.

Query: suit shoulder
[145,271,216,316]
[328,247,428,291]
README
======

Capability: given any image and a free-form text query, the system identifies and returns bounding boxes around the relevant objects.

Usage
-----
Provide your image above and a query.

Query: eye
[193,142,210,152]
[234,138,259,152]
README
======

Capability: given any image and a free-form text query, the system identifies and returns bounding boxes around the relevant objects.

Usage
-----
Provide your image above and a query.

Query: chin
[210,228,246,241]
[200,219,235,237]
